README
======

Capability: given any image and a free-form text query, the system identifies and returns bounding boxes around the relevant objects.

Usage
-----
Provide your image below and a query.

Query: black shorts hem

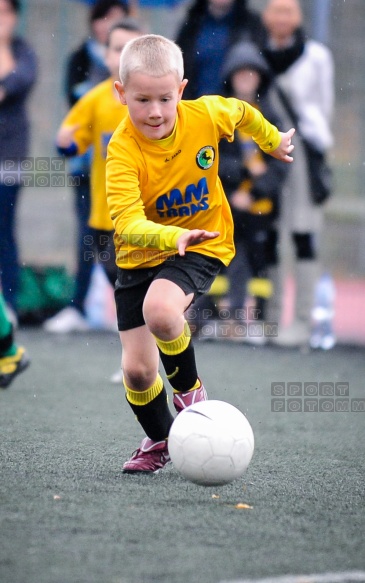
[115,252,223,332]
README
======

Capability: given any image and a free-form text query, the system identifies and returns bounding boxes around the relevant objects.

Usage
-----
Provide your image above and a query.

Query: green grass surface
[1,330,364,583]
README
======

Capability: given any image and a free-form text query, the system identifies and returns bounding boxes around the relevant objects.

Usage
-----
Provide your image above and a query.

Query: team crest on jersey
[196,146,215,170]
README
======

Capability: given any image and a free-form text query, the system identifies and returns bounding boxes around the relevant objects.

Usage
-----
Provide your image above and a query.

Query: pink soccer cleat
[122,437,171,474]
[173,380,208,414]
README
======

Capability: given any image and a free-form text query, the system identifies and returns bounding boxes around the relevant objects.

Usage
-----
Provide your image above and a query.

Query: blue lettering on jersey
[156,177,209,217]
[156,188,184,210]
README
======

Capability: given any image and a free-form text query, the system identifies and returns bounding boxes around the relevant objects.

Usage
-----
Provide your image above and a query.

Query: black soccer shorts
[114,251,223,331]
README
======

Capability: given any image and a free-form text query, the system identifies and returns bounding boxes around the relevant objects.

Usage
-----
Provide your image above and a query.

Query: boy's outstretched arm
[177,230,220,256]
[239,101,294,163]
[269,128,295,163]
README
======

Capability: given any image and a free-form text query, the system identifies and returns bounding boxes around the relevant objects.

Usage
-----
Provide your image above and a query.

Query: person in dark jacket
[175,0,264,99]
[218,40,288,341]
[0,0,37,316]
[66,0,130,106]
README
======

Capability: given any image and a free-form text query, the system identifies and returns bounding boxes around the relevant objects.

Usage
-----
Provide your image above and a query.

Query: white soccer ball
[168,400,254,486]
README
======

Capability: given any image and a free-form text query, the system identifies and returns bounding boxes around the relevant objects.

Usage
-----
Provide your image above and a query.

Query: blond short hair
[119,34,184,85]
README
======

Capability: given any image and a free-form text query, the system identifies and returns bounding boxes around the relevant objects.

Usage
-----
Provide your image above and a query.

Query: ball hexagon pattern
[168,400,254,486]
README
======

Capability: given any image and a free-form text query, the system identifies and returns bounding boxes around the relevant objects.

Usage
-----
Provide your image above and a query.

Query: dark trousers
[0,183,21,311]
[70,179,117,313]
[71,179,94,313]
[87,228,117,288]
[227,212,273,314]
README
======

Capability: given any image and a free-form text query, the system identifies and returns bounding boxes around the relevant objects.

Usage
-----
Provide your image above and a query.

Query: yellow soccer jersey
[61,78,127,230]
[106,95,281,269]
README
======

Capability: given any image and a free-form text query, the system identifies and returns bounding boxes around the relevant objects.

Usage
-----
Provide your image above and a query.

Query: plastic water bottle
[310,273,336,350]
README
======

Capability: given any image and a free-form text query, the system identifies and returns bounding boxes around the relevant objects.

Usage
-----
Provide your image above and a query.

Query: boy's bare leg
[120,280,207,472]
[120,325,174,443]
[120,325,159,392]
[143,278,192,340]
[144,279,207,410]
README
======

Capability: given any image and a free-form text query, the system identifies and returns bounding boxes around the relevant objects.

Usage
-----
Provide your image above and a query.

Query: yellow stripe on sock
[166,366,179,380]
[154,321,191,356]
[207,274,229,296]
[247,277,273,299]
[0,346,24,365]
[173,377,200,394]
[124,374,163,406]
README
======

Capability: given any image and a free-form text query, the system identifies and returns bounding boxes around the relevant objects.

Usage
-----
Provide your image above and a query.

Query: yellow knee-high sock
[124,374,174,442]
[154,322,200,393]
[124,374,164,406]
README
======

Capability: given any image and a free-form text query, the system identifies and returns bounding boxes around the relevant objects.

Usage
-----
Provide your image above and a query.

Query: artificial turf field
[1,329,364,583]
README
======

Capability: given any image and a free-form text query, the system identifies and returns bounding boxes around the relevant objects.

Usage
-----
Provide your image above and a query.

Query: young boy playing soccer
[106,34,295,473]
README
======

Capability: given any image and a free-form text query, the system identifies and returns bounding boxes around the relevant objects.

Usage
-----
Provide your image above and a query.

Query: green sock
[0,294,17,357]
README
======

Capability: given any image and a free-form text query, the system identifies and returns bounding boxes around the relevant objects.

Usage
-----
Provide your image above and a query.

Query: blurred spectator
[0,0,37,320]
[44,18,144,336]
[0,288,29,388]
[50,0,129,333]
[72,0,138,15]
[66,0,130,107]
[175,0,264,99]
[218,41,288,342]
[135,0,188,38]
[258,0,334,347]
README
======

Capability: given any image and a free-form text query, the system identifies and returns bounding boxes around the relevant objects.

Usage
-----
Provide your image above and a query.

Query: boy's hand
[177,230,220,256]
[270,128,295,163]
[56,124,80,149]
